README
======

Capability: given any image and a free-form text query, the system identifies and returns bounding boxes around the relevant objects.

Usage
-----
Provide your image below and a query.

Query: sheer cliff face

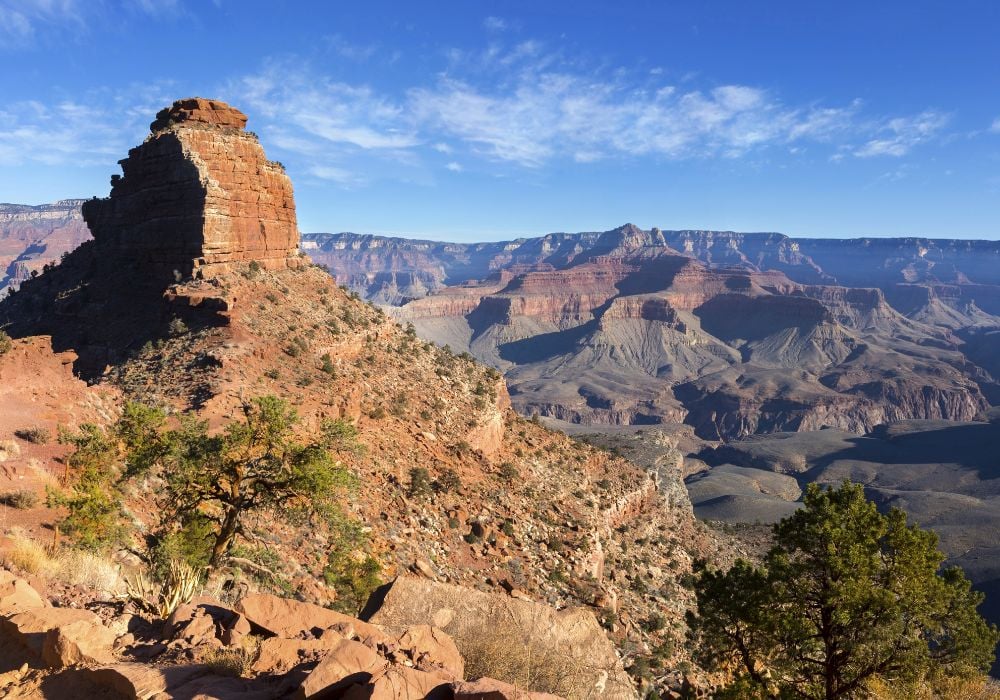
[82,97,300,279]
[0,98,303,376]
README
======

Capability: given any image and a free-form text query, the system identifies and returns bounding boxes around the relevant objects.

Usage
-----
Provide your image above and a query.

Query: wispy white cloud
[483,16,507,32]
[234,64,419,150]
[223,42,951,183]
[309,164,367,187]
[990,117,1000,134]
[1,34,954,189]
[0,84,173,167]
[853,110,949,158]
[326,34,379,62]
[0,0,189,47]
[132,0,182,16]
[408,75,860,167]
[0,0,83,47]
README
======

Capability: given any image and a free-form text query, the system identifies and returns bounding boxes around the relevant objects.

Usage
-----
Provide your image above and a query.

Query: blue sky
[1,0,998,240]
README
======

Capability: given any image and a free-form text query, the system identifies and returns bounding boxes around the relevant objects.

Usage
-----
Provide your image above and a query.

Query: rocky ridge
[0,100,719,698]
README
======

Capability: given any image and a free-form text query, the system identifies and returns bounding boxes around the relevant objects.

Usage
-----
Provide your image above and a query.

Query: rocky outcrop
[0,571,591,699]
[82,97,300,280]
[366,576,637,700]
[0,98,304,376]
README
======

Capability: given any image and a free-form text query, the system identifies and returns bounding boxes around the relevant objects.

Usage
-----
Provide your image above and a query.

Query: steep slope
[0,98,718,696]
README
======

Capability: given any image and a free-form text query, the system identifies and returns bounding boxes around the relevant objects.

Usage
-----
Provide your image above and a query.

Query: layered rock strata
[82,97,300,279]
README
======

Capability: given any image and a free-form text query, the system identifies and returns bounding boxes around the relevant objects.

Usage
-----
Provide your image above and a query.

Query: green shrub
[435,468,462,493]
[320,353,336,375]
[168,317,189,336]
[498,462,519,482]
[50,423,128,552]
[0,330,12,356]
[324,516,382,615]
[407,467,432,498]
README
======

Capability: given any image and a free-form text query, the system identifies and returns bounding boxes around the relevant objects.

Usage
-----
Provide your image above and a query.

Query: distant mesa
[82,96,300,281]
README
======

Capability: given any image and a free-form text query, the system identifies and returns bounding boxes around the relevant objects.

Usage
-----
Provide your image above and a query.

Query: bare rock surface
[367,576,636,700]
[83,96,299,280]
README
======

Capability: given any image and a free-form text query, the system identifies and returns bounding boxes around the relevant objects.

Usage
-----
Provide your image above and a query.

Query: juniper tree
[58,396,356,569]
[155,396,355,566]
[688,481,998,699]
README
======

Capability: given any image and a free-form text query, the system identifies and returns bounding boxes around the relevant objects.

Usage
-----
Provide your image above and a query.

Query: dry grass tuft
[201,636,262,678]
[55,548,125,594]
[1,532,50,575]
[460,628,584,698]
[0,530,125,595]
[0,489,40,509]
[867,675,1000,700]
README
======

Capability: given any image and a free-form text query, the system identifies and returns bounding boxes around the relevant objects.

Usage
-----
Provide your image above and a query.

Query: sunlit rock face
[82,97,300,279]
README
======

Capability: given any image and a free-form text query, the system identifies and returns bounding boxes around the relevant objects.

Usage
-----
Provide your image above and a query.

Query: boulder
[84,663,210,699]
[151,674,277,700]
[453,677,564,700]
[342,666,452,700]
[252,637,338,675]
[0,663,28,691]
[2,607,100,657]
[396,624,464,679]
[42,617,118,667]
[0,570,45,615]
[366,577,636,700]
[237,593,383,640]
[222,613,251,647]
[295,637,388,699]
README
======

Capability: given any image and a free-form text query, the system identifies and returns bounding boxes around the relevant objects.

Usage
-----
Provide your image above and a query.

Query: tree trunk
[209,507,240,568]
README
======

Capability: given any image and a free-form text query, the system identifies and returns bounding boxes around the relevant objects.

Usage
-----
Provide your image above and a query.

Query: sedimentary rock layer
[82,97,300,279]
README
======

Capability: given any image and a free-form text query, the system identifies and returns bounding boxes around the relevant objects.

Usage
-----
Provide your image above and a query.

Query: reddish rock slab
[1,607,99,657]
[236,593,383,640]
[42,617,118,668]
[396,624,464,680]
[341,665,452,700]
[83,663,211,699]
[252,636,339,676]
[0,569,46,616]
[294,637,388,699]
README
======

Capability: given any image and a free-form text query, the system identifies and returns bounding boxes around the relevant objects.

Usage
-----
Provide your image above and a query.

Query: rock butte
[82,96,300,279]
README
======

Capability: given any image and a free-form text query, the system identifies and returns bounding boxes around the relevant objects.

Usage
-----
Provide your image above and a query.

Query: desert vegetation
[688,482,999,699]
[48,395,377,611]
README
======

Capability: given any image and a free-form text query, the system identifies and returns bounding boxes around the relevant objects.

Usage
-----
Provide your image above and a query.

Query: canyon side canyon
[298,226,1000,440]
